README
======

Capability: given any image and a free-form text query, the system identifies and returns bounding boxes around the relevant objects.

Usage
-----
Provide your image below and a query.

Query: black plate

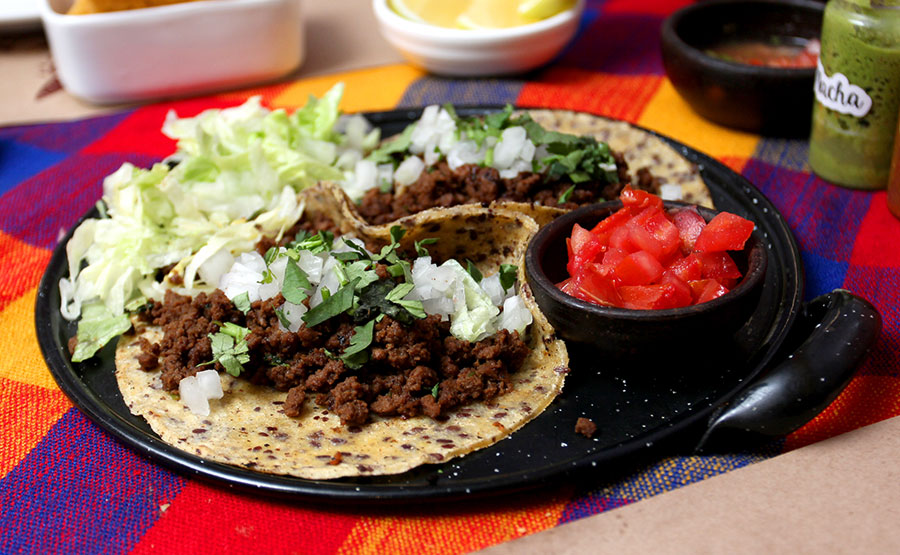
[35,107,802,502]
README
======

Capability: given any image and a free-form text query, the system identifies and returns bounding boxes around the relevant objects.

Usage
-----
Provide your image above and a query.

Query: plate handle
[695,289,881,453]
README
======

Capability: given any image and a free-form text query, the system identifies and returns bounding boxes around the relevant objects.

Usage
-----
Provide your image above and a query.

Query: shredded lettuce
[442,260,501,343]
[62,84,351,361]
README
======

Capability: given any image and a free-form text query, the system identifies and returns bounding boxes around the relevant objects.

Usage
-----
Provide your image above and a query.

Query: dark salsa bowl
[660,0,825,136]
[524,200,768,361]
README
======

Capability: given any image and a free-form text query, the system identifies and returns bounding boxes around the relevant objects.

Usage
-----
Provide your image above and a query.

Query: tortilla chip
[67,0,206,15]
[115,190,569,479]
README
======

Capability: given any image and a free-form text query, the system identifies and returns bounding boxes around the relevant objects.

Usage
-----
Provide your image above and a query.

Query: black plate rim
[34,105,803,503]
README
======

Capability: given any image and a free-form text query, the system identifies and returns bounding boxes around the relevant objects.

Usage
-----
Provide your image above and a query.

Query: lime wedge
[390,0,467,28]
[456,0,533,29]
[517,0,576,20]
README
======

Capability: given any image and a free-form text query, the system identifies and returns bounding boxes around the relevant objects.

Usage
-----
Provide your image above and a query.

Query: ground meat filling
[136,289,531,427]
[358,155,662,225]
[575,417,597,438]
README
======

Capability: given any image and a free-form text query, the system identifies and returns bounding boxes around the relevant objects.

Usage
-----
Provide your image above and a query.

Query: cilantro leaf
[343,260,380,290]
[389,225,406,245]
[302,278,358,327]
[341,319,375,369]
[385,282,415,302]
[291,230,333,254]
[499,264,518,292]
[558,185,575,204]
[282,258,311,305]
[365,123,416,166]
[232,291,252,314]
[354,279,415,325]
[414,237,438,257]
[431,382,440,399]
[396,299,426,319]
[385,282,425,320]
[274,307,292,329]
[205,322,251,377]
[466,259,483,283]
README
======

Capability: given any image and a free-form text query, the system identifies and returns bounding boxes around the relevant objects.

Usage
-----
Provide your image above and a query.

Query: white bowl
[39,0,304,104]
[372,0,584,77]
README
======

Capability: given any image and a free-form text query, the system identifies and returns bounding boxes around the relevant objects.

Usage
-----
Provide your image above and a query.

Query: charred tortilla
[114,186,569,480]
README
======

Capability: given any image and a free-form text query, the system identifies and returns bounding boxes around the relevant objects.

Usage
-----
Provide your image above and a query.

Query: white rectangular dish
[40,0,304,104]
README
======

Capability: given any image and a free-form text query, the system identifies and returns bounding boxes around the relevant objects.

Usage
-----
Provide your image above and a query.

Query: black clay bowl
[660,0,824,136]
[524,201,767,360]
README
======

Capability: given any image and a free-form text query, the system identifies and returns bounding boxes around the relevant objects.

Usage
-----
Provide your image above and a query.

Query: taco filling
[351,104,708,225]
[134,227,534,427]
[113,204,568,479]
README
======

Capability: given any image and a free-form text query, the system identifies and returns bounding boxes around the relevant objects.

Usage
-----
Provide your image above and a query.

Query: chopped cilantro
[385,282,415,302]
[558,185,575,204]
[282,258,311,305]
[414,237,438,256]
[274,307,292,329]
[499,264,518,292]
[291,230,333,254]
[302,279,358,327]
[341,319,375,369]
[466,259,483,283]
[355,279,415,325]
[431,382,440,399]
[264,353,287,366]
[205,322,251,377]
[389,225,406,245]
[232,291,252,314]
[263,246,278,265]
[342,260,379,290]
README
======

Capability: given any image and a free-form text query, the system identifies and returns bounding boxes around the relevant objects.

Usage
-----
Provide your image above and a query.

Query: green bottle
[808,0,900,189]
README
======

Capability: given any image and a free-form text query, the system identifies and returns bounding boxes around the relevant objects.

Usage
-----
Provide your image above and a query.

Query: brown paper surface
[479,416,900,554]
[0,0,403,125]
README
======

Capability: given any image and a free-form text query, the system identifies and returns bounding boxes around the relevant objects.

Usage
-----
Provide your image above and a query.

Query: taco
[351,105,712,228]
[113,187,569,479]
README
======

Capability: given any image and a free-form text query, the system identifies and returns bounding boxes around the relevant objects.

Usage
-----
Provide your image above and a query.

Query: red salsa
[558,186,755,310]
[706,37,820,68]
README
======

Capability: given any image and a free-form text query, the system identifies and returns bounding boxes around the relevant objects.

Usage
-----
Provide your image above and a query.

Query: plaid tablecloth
[2,1,898,552]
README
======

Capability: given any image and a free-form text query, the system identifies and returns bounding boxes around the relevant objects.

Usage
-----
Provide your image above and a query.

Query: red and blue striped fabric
[1,1,898,552]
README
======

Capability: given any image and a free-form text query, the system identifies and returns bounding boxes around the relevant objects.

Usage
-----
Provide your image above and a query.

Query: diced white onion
[493,126,527,169]
[278,301,308,332]
[500,295,533,335]
[197,248,235,288]
[394,156,425,186]
[179,369,224,416]
[219,251,266,301]
[659,183,684,201]
[196,369,224,399]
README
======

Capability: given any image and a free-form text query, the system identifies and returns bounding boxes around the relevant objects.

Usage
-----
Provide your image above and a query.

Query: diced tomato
[590,206,634,243]
[672,206,707,253]
[694,212,754,252]
[609,224,636,253]
[567,223,605,275]
[600,247,628,270]
[620,185,664,211]
[576,264,622,306]
[660,271,693,308]
[689,279,730,304]
[695,251,742,280]
[619,283,678,310]
[667,253,703,282]
[557,277,577,296]
[613,251,665,286]
[626,206,680,262]
[555,187,753,310]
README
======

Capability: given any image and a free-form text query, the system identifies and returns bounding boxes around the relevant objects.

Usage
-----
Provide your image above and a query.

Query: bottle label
[814,60,873,117]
